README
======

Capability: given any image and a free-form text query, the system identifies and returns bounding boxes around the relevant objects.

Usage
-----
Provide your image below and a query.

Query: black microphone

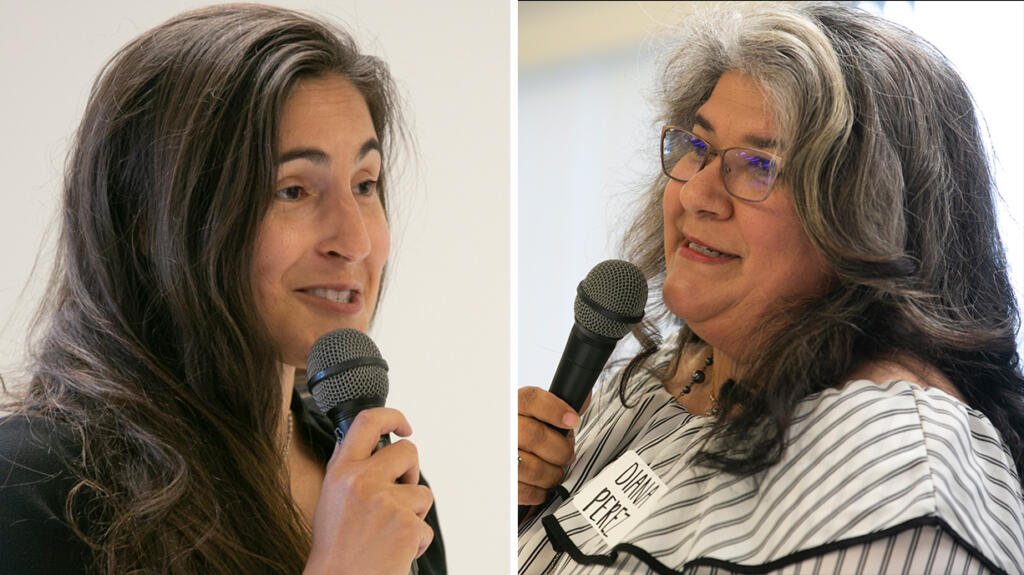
[306,328,391,452]
[520,260,647,523]
[548,259,648,421]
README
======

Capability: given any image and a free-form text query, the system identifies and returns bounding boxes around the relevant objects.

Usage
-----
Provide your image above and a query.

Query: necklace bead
[677,351,722,418]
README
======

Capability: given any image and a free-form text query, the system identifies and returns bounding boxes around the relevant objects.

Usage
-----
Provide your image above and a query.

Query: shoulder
[0,413,92,572]
[795,377,1018,493]
[0,411,84,509]
[789,379,1024,571]
[846,355,966,402]
[0,412,80,482]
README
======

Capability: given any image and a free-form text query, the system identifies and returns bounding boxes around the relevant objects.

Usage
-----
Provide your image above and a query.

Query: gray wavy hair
[621,2,1024,478]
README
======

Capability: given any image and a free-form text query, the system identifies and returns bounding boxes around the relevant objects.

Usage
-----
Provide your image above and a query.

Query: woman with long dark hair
[518,3,1024,573]
[0,5,444,574]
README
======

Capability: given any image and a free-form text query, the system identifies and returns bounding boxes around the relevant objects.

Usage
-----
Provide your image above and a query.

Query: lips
[297,285,363,308]
[680,234,737,260]
[307,287,354,303]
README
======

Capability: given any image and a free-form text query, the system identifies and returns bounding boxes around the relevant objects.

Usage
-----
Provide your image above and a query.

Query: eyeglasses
[660,126,782,202]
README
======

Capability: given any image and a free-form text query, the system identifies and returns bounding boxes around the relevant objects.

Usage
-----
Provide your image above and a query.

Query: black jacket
[0,390,446,574]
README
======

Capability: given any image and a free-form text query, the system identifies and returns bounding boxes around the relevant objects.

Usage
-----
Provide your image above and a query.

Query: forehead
[278,73,377,147]
[694,70,778,143]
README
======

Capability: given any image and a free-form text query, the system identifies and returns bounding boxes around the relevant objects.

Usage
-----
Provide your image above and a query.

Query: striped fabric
[518,340,1024,574]
[527,525,993,574]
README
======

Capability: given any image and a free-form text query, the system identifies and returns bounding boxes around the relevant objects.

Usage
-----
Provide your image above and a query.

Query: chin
[277,332,320,369]
[662,282,724,337]
[662,285,694,323]
[662,271,695,317]
[282,350,311,370]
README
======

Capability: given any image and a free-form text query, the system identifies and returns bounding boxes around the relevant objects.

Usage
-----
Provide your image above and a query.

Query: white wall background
[518,1,1024,390]
[0,0,510,572]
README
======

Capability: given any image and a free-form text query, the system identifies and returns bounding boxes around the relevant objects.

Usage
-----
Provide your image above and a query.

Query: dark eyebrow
[358,138,382,161]
[277,147,328,165]
[693,112,780,151]
[276,138,382,166]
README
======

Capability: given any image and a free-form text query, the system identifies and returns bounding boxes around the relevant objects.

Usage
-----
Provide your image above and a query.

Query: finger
[517,450,565,490]
[518,481,549,506]
[367,438,421,485]
[414,521,435,559]
[391,483,434,521]
[335,408,412,460]
[518,386,580,430]
[518,414,574,466]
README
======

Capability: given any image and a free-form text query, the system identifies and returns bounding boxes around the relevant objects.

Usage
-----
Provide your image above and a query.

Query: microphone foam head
[306,328,389,415]
[574,260,648,339]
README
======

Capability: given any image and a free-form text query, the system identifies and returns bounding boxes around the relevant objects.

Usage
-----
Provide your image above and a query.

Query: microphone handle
[548,322,617,417]
[328,397,390,452]
[373,434,391,452]
[520,325,619,523]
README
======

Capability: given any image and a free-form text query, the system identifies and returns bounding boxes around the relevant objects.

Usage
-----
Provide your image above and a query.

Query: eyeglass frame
[660,125,783,203]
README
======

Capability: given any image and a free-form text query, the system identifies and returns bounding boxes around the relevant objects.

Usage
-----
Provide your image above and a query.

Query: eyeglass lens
[662,128,778,201]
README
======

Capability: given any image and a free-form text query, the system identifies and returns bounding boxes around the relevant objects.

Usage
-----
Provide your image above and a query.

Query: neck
[709,347,737,392]
[671,343,740,397]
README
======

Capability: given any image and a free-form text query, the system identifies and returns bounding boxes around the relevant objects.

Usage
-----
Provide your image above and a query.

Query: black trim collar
[543,514,1009,575]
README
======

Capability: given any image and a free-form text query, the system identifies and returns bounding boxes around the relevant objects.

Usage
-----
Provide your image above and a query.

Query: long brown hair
[11,4,402,573]
[621,2,1024,479]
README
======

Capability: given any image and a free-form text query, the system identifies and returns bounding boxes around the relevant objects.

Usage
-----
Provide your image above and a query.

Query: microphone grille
[306,328,389,415]
[574,260,648,339]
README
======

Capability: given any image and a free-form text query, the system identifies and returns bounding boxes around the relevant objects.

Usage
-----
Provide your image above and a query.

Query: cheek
[662,182,679,221]
[252,234,277,303]
[365,212,390,293]
[373,217,390,264]
[251,218,298,311]
[747,212,833,300]
[662,183,679,251]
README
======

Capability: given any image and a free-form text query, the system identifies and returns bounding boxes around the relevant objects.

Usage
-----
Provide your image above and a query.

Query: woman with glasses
[0,5,445,574]
[518,3,1024,573]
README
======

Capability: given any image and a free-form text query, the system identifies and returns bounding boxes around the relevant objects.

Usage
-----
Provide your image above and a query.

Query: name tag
[571,450,668,547]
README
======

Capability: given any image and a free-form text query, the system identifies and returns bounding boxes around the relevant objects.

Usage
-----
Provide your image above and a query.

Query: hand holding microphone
[303,329,434,575]
[518,260,647,512]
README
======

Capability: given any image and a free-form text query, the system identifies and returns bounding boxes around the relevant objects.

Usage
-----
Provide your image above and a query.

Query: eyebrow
[693,113,780,151]
[276,138,382,166]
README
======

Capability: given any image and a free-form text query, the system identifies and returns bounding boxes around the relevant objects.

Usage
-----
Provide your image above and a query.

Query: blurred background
[518,1,1024,390]
[0,1,509,571]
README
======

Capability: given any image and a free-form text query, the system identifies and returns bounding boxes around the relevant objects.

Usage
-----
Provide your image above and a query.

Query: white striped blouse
[518,342,1024,575]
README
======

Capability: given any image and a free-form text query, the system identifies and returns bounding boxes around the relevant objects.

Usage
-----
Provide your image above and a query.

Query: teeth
[688,241,728,258]
[311,288,353,303]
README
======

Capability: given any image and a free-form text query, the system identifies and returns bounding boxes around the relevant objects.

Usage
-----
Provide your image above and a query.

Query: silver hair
[620,2,1024,477]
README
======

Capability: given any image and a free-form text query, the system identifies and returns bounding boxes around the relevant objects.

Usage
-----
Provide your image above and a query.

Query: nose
[677,153,733,219]
[316,189,372,262]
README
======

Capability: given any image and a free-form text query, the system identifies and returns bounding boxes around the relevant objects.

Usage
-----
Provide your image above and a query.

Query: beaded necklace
[676,351,733,417]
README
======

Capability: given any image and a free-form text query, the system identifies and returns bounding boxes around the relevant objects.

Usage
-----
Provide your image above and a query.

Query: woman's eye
[747,156,775,176]
[274,186,304,201]
[356,179,379,197]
